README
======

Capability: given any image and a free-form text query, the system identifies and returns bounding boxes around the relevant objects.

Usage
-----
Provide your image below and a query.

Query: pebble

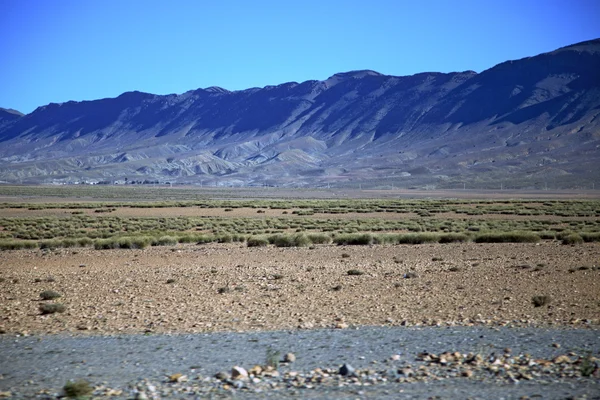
[231,366,249,380]
[284,352,296,363]
[6,348,599,398]
[339,363,356,376]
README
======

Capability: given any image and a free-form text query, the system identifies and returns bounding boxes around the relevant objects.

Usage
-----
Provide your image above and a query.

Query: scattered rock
[283,353,296,363]
[214,371,229,381]
[553,355,572,364]
[231,366,248,380]
[249,365,263,375]
[168,373,187,382]
[339,363,356,377]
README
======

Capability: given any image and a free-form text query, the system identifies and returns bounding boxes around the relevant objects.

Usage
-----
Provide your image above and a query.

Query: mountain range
[1,39,599,189]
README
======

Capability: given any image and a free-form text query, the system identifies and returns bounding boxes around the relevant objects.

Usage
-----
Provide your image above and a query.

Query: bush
[334,233,374,246]
[152,235,178,246]
[247,236,269,247]
[474,231,540,243]
[438,233,469,243]
[532,295,551,307]
[40,290,61,300]
[39,303,66,314]
[581,232,600,243]
[268,233,311,247]
[562,233,584,245]
[63,380,93,398]
[347,269,364,276]
[0,240,39,250]
[394,233,440,244]
[306,233,331,244]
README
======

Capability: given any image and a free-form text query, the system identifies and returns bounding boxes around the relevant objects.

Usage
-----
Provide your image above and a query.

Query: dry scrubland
[0,186,598,335]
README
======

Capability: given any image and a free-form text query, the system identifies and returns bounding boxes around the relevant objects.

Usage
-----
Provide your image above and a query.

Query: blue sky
[1,0,599,114]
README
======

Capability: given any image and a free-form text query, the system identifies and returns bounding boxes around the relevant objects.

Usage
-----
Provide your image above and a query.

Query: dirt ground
[1,241,598,335]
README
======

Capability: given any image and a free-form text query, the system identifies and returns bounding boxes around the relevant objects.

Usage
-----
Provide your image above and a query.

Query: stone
[553,355,572,364]
[284,353,296,363]
[169,373,185,382]
[231,366,248,380]
[134,392,148,400]
[214,371,229,381]
[249,365,263,375]
[335,322,349,329]
[339,364,356,377]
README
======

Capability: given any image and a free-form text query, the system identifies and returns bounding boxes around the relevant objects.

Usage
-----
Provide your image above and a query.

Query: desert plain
[0,186,599,398]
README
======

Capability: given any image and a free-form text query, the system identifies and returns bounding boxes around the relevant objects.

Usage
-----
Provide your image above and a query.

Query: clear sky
[1,0,599,114]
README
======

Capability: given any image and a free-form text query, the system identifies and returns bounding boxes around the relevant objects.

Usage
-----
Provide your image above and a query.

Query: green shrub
[562,233,584,245]
[76,237,94,247]
[152,236,178,246]
[538,231,557,240]
[581,232,600,243]
[532,295,551,307]
[39,239,62,250]
[474,231,540,243]
[40,290,61,300]
[306,233,331,244]
[63,380,93,398]
[39,303,66,314]
[347,269,364,276]
[394,233,440,244]
[438,233,469,243]
[268,233,312,247]
[0,240,39,250]
[334,233,374,246]
[247,236,269,247]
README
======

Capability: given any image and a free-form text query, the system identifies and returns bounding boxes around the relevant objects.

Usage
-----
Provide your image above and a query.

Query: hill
[1,39,599,189]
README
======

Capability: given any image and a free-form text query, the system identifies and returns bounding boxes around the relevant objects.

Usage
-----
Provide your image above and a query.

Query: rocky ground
[1,242,599,335]
[0,242,599,398]
[1,326,599,399]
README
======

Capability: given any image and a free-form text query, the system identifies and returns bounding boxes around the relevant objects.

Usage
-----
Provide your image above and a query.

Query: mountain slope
[1,39,599,188]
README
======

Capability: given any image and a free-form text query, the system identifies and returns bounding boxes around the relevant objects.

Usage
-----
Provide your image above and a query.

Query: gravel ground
[1,326,598,399]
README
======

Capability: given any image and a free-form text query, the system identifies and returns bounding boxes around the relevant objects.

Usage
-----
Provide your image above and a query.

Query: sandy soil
[1,242,598,335]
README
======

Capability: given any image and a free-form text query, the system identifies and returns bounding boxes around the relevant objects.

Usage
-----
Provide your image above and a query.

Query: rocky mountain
[1,39,599,189]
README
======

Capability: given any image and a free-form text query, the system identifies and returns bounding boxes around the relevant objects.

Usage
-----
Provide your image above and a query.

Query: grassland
[0,186,598,251]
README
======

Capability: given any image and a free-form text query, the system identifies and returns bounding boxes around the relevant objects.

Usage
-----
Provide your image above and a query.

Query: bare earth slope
[0,40,599,188]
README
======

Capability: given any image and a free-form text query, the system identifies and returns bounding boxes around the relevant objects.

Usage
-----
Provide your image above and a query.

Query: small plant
[532,295,551,307]
[272,273,284,280]
[347,269,364,276]
[39,303,66,314]
[247,236,269,247]
[40,290,61,300]
[580,352,595,377]
[265,347,280,370]
[217,286,231,294]
[562,233,584,245]
[63,379,93,398]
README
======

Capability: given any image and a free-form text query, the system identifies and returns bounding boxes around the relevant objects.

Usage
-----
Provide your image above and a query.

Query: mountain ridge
[1,39,599,188]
